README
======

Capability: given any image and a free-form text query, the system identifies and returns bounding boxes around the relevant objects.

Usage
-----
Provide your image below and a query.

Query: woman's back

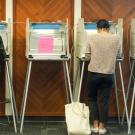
[87,33,121,74]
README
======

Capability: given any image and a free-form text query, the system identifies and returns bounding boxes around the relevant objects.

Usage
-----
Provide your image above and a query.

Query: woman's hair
[96,19,110,29]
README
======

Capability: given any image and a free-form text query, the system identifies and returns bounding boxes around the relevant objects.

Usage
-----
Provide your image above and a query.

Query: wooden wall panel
[82,0,113,21]
[82,0,135,117]
[0,0,5,116]
[0,0,5,20]
[14,0,73,116]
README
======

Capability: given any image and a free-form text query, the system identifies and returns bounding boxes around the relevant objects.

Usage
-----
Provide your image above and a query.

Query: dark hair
[96,19,110,29]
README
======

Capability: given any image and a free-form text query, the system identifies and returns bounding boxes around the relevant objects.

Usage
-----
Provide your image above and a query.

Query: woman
[86,19,121,134]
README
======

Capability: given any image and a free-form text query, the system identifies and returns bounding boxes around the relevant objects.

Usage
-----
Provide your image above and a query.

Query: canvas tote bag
[65,102,91,135]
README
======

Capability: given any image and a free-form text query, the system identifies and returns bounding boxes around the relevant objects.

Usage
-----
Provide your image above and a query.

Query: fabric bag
[65,102,91,135]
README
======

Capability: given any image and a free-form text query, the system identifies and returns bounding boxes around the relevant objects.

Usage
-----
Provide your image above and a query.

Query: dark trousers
[87,71,114,124]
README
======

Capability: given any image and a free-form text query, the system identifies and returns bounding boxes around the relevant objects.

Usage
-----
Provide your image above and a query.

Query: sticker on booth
[38,36,54,53]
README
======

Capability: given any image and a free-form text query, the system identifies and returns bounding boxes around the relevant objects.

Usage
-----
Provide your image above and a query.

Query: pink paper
[38,36,53,53]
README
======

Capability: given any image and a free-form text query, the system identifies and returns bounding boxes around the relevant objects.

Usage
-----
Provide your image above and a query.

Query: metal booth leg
[128,81,135,134]
[63,61,70,103]
[20,60,32,133]
[118,61,129,126]
[77,61,85,102]
[122,60,135,124]
[114,73,121,124]
[6,60,18,122]
[19,60,32,121]
[64,61,73,102]
[5,60,17,133]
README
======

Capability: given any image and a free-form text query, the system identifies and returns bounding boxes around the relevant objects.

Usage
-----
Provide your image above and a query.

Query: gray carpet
[0,120,134,135]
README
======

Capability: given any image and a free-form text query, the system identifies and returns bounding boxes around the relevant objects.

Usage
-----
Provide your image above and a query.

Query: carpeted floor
[0,117,134,135]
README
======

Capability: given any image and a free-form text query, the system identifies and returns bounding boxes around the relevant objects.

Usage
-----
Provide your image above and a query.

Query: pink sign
[38,36,54,53]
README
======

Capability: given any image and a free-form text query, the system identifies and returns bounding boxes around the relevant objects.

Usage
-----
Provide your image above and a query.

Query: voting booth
[0,20,17,133]
[74,18,129,127]
[20,18,71,133]
[25,18,70,60]
[124,18,135,134]
[75,18,123,59]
